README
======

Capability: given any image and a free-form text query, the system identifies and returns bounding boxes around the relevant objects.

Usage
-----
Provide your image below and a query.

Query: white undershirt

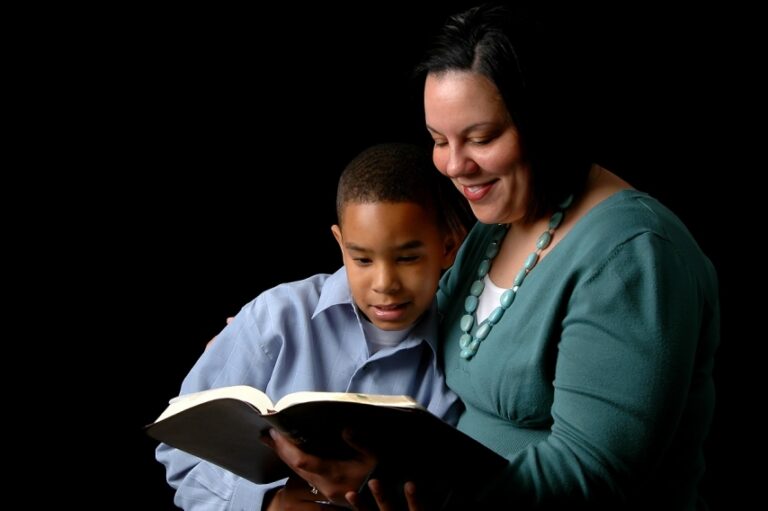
[476,274,505,324]
[361,317,413,354]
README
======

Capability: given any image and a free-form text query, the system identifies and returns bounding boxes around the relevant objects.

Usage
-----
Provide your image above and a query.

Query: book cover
[146,385,507,502]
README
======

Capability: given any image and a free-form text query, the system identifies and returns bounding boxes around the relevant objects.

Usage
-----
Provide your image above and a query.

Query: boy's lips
[370,302,409,321]
[372,302,406,310]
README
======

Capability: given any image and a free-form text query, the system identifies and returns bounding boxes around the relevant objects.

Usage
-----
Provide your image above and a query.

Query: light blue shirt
[156,268,461,510]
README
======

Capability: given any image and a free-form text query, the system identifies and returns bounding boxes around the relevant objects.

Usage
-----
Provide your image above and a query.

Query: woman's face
[425,70,531,225]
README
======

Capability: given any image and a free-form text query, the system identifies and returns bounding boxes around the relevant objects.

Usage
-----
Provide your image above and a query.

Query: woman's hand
[264,429,377,505]
[265,475,345,511]
[206,317,234,349]
[345,479,424,511]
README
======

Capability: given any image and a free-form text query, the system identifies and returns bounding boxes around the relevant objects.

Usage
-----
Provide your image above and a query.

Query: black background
[95,2,748,508]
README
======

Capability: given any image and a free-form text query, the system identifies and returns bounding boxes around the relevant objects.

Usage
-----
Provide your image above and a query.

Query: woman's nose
[445,146,476,177]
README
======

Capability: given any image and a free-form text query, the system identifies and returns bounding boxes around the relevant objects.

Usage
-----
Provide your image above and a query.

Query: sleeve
[478,232,707,507]
[156,446,286,510]
[416,347,463,427]
[155,295,286,510]
[434,391,463,427]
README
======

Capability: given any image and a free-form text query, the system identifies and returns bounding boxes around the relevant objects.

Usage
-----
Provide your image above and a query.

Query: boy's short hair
[336,143,473,238]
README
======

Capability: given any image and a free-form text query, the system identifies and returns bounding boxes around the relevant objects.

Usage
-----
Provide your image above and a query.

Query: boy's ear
[331,224,344,252]
[442,233,461,269]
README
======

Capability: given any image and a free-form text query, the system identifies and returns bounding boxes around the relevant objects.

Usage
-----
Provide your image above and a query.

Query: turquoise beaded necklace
[459,195,574,360]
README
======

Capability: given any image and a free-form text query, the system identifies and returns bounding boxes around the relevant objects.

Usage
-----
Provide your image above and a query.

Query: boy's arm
[156,299,284,509]
[156,444,285,510]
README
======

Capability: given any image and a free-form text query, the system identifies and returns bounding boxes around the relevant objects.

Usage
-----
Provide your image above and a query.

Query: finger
[345,490,363,510]
[270,429,304,463]
[269,429,302,466]
[403,481,423,511]
[367,479,394,511]
[345,489,379,511]
[270,429,326,477]
[267,488,283,511]
[358,479,422,511]
[341,429,376,460]
[285,474,319,497]
[260,429,275,449]
[206,318,234,350]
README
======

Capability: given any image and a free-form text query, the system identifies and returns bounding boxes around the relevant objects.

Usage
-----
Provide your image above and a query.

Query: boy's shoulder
[263,269,335,295]
[256,267,349,313]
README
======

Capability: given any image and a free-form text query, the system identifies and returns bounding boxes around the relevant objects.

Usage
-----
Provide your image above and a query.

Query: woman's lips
[462,181,495,201]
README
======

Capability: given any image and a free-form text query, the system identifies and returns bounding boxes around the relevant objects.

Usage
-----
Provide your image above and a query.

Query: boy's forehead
[339,200,441,234]
[340,200,430,221]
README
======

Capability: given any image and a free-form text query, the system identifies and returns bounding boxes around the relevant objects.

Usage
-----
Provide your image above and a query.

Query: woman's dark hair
[416,3,592,220]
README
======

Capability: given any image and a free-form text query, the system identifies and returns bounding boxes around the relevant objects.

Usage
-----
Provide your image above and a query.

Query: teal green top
[437,190,719,509]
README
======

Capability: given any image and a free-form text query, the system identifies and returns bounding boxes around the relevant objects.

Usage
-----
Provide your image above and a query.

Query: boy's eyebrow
[345,240,425,252]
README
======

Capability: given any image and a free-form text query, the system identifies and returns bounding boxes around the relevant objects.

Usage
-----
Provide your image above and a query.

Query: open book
[147,385,507,504]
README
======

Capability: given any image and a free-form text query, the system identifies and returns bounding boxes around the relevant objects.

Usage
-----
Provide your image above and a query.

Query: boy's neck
[360,316,415,354]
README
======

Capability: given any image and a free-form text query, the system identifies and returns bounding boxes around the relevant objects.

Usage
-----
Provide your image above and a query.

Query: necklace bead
[459,195,573,360]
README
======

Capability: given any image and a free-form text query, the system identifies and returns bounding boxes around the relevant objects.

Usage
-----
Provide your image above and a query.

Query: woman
[269,5,719,509]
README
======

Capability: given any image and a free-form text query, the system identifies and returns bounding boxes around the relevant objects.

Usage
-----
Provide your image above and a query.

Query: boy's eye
[397,255,420,263]
[353,257,372,265]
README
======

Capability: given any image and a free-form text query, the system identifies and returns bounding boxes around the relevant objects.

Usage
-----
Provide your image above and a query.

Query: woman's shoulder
[565,184,716,289]
[575,187,695,247]
[567,167,693,244]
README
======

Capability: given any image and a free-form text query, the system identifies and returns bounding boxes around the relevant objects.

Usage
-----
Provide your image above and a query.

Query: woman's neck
[490,164,631,288]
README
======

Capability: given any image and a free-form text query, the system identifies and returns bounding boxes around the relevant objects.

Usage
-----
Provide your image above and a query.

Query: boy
[156,143,471,510]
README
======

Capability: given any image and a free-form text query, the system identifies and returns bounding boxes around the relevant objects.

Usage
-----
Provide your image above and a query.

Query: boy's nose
[373,264,401,294]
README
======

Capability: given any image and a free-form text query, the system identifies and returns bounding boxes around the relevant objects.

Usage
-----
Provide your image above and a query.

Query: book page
[156,385,274,421]
[273,391,423,412]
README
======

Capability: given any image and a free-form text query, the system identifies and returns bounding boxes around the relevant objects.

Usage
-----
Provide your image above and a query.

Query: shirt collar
[313,267,354,317]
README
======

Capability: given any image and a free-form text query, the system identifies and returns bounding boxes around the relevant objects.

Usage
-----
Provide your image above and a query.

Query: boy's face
[332,201,456,331]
